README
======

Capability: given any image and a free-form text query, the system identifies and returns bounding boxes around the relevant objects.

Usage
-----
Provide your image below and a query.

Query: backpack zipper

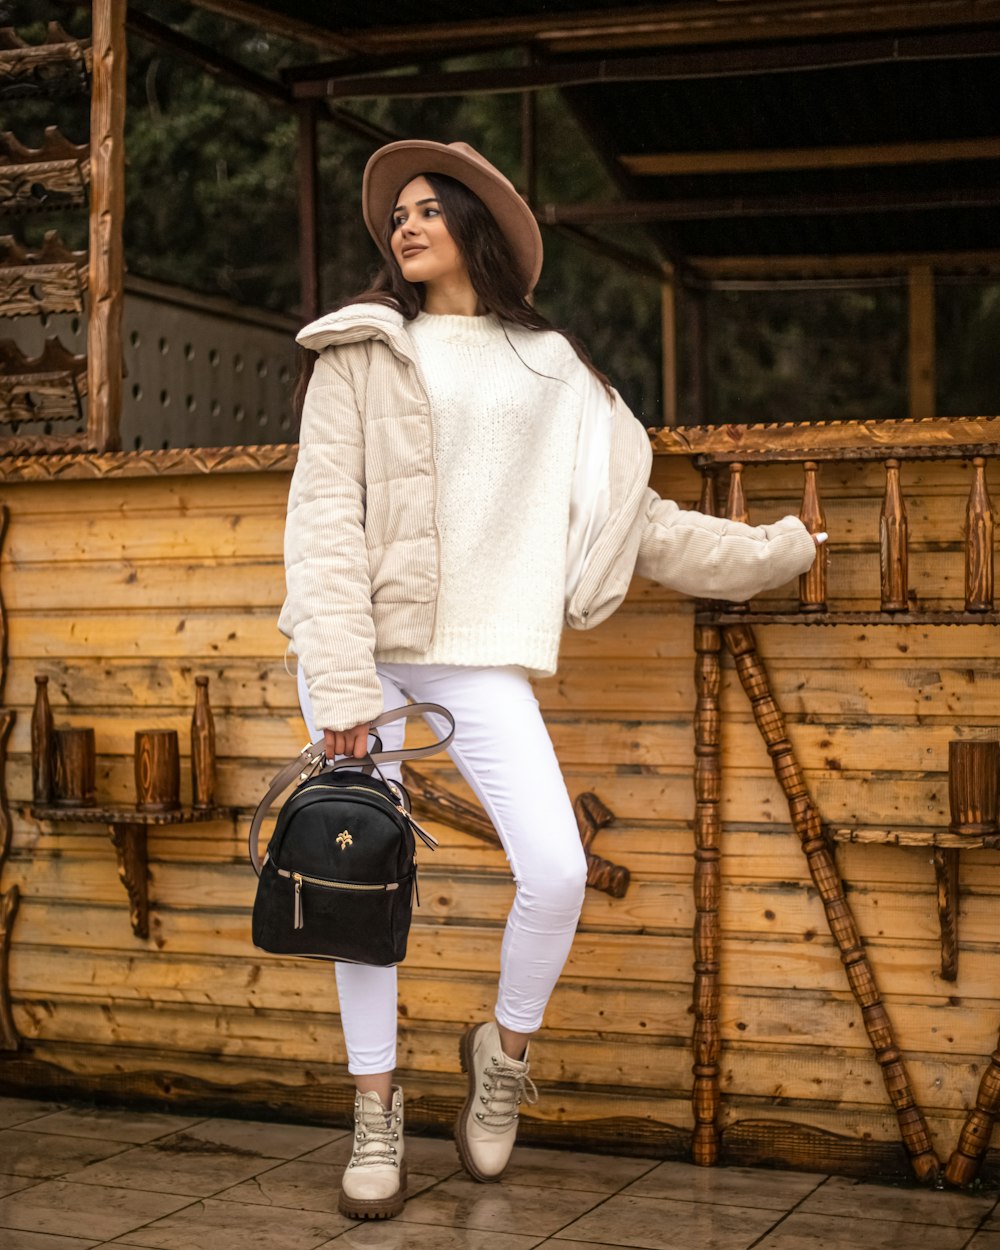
[281,868,402,930]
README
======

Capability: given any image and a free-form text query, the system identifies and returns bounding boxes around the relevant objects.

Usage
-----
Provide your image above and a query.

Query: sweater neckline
[409,310,505,345]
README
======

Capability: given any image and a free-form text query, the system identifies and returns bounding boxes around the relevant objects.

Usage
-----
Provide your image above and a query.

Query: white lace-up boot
[338,1086,406,1220]
[455,1021,538,1182]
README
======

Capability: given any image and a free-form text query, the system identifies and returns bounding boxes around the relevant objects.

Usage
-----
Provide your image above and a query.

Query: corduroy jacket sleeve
[280,347,382,733]
[634,493,817,601]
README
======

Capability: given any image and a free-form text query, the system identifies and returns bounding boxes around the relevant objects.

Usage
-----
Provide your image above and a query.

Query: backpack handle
[248,702,455,875]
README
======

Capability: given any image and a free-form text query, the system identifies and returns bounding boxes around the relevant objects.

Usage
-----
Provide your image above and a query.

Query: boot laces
[477,1053,538,1132]
[348,1100,400,1170]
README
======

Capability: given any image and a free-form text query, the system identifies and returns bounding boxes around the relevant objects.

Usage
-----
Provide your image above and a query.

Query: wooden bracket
[933,848,960,982]
[107,822,149,940]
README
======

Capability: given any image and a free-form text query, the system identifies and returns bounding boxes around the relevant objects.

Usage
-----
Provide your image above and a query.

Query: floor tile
[110,1195,352,1249]
[173,1116,345,1159]
[213,1156,441,1212]
[553,1192,781,1249]
[0,1232,100,1249]
[500,1145,659,1193]
[0,1178,192,1241]
[800,1174,995,1227]
[322,1225,543,1249]
[399,1176,604,1237]
[0,1170,41,1197]
[976,1203,1000,1230]
[63,1139,284,1197]
[0,1096,65,1130]
[302,1132,461,1179]
[0,1128,129,1178]
[752,1210,971,1249]
[622,1160,826,1211]
[26,1107,203,1145]
[967,1235,1000,1249]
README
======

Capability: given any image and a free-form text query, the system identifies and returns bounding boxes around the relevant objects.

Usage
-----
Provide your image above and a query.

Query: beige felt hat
[362,139,543,294]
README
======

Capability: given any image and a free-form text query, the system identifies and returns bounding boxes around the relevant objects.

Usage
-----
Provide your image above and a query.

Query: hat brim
[362,140,543,295]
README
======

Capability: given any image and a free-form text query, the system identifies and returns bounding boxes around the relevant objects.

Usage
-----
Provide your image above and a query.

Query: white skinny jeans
[296,661,587,1075]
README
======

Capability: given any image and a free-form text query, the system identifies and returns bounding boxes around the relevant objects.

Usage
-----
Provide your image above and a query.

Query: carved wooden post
[691,464,723,1164]
[727,462,748,525]
[191,676,216,810]
[31,675,54,803]
[87,0,126,451]
[692,622,723,1165]
[945,1032,1000,1186]
[965,457,995,612]
[724,621,940,1182]
[880,458,909,611]
[725,463,749,614]
[798,461,827,612]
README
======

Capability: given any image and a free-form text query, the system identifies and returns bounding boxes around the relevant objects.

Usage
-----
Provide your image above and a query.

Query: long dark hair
[293,171,611,421]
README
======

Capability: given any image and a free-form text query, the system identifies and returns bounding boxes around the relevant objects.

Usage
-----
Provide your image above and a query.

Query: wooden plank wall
[0,454,998,1174]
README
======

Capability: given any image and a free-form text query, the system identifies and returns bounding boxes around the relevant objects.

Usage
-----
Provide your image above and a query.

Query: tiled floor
[0,1094,997,1249]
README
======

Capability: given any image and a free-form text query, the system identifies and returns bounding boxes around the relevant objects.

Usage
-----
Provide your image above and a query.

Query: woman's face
[390,176,468,288]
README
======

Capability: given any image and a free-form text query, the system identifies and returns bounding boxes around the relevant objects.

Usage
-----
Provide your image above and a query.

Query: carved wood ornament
[399,764,631,898]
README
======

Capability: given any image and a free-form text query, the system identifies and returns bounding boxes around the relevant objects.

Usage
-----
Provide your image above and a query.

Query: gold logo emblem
[336,830,353,851]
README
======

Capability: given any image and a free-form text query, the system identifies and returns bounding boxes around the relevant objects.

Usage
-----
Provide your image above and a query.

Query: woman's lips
[401,245,427,257]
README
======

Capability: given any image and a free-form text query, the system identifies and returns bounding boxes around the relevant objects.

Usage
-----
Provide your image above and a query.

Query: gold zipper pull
[293,874,303,929]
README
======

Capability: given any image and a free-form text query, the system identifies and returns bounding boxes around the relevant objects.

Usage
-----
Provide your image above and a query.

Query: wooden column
[87,0,127,453]
[724,622,940,1183]
[691,469,722,1164]
[945,1032,1000,1186]
[297,99,321,322]
[661,264,677,427]
[908,264,935,420]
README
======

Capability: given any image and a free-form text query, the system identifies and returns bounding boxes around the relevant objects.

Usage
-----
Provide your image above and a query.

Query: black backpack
[248,703,454,966]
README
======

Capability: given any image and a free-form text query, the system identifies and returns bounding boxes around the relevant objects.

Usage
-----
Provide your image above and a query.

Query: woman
[280,139,822,1220]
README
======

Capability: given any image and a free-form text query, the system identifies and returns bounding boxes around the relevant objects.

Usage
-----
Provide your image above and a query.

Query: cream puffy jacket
[279,303,817,732]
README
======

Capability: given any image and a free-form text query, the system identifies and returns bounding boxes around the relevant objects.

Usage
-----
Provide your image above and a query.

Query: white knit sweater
[376,311,585,675]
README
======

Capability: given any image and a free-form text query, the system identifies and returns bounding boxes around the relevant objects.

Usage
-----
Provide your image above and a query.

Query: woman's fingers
[322,724,371,760]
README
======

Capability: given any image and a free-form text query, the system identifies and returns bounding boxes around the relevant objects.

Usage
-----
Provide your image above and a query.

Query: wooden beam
[275,2,1000,59]
[539,187,1000,225]
[661,267,677,427]
[543,223,663,284]
[624,137,1000,177]
[289,27,1000,98]
[690,250,1000,279]
[125,7,289,105]
[87,0,126,453]
[183,0,367,56]
[908,264,936,420]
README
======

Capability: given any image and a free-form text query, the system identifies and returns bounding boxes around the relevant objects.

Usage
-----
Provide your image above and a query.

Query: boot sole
[455,1024,506,1184]
[338,1161,408,1220]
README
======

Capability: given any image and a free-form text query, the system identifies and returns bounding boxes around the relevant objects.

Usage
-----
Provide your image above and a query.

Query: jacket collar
[296,302,413,357]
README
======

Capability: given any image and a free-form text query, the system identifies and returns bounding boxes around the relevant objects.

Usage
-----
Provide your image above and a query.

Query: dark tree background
[11,1,1000,426]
